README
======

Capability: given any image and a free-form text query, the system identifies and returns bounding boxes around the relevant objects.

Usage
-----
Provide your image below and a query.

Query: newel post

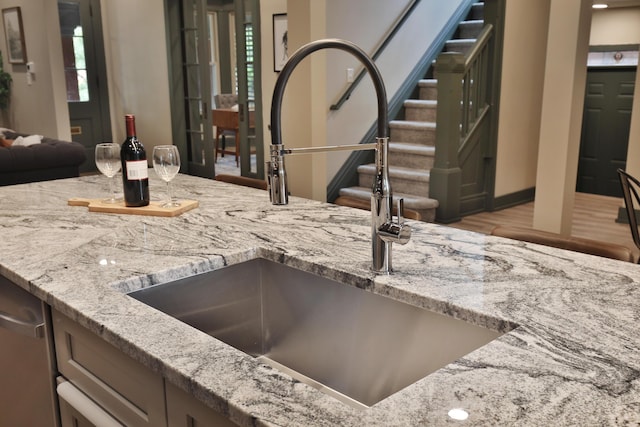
[430,52,465,223]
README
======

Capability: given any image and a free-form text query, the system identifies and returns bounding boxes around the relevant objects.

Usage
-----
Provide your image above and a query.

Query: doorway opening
[58,0,112,173]
[165,0,263,180]
[578,46,637,198]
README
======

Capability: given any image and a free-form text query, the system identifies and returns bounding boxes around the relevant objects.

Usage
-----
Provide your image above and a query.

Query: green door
[577,68,636,197]
[58,0,112,173]
[234,0,264,179]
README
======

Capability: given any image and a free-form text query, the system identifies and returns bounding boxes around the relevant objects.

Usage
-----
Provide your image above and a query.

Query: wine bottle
[120,114,150,207]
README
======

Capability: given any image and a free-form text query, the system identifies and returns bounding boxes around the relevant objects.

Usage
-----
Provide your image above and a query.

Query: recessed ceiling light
[592,3,608,8]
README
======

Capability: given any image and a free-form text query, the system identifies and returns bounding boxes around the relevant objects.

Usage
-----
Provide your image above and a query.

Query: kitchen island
[1,174,639,426]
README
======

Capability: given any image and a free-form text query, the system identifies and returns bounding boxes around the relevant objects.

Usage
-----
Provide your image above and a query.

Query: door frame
[59,0,112,172]
[165,0,263,180]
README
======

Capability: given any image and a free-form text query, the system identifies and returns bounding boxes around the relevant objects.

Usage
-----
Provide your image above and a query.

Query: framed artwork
[2,7,26,64]
[272,13,288,72]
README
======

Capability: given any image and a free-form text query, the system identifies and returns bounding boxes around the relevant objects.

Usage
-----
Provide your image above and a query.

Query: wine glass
[153,145,181,208]
[95,143,122,203]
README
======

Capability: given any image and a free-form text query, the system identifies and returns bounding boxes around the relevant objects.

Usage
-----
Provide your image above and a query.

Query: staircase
[338,2,485,222]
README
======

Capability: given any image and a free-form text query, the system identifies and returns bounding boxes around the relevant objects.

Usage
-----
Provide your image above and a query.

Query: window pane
[58,1,89,102]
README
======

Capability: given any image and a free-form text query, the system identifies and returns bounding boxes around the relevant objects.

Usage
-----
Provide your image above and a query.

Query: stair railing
[329,0,421,111]
[430,23,494,222]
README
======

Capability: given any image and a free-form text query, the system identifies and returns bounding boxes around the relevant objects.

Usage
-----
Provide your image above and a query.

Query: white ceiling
[597,0,640,8]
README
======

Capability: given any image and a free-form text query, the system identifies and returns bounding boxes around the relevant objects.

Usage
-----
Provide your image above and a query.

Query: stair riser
[405,106,437,122]
[390,126,436,145]
[389,151,435,170]
[459,22,483,39]
[359,174,430,198]
[419,86,437,101]
[470,4,484,20]
[445,41,474,55]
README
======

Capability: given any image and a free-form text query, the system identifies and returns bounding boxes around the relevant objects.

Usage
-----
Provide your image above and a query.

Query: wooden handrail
[330,0,421,111]
[464,24,493,66]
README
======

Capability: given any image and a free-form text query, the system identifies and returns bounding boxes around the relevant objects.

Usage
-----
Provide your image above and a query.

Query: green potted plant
[0,51,12,110]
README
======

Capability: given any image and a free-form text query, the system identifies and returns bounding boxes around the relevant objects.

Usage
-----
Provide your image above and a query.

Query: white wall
[494,1,550,198]
[101,0,172,151]
[591,7,640,45]
[0,0,69,138]
[0,0,172,152]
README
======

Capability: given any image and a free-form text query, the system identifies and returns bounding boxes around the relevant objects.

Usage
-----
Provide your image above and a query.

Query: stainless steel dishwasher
[0,274,59,427]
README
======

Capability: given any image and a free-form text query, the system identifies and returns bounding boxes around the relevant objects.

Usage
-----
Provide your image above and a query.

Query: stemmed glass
[95,143,122,203]
[153,145,181,208]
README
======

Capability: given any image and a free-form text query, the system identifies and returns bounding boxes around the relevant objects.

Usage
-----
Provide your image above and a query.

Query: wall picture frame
[2,7,27,64]
[272,13,288,72]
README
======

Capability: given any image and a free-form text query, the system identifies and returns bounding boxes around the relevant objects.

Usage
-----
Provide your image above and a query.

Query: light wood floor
[446,192,639,259]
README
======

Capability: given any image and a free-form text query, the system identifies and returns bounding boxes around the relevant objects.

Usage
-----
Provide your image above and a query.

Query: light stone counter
[1,174,639,426]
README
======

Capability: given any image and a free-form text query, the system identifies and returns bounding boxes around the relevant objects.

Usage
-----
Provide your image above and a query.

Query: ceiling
[596,0,640,8]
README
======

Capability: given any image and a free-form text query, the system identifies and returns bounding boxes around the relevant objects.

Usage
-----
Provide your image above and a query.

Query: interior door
[234,0,263,179]
[166,0,215,178]
[577,68,636,197]
[58,0,111,173]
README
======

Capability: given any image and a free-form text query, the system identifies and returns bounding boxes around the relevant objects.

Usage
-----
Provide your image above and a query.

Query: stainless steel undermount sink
[128,258,503,409]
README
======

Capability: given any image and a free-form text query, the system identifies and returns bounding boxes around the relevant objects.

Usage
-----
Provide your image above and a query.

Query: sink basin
[128,258,502,409]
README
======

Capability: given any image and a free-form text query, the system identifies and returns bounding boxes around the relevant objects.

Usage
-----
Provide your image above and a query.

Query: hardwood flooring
[446,192,640,260]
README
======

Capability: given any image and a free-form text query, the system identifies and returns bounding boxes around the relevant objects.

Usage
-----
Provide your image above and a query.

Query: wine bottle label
[125,160,149,180]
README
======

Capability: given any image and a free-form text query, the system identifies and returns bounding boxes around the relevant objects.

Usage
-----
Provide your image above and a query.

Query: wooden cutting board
[68,198,199,217]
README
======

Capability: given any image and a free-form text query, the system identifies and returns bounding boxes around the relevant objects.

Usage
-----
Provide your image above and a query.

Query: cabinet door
[166,382,236,427]
[53,310,167,427]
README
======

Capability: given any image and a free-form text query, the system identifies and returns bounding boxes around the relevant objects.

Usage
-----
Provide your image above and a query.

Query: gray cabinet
[53,309,235,427]
[53,309,167,427]
[166,382,236,427]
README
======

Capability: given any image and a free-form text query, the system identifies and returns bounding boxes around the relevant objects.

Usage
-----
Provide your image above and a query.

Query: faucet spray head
[267,144,288,205]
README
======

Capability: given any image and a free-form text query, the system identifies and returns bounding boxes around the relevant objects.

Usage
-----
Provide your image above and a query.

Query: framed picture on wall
[2,7,27,64]
[273,13,288,72]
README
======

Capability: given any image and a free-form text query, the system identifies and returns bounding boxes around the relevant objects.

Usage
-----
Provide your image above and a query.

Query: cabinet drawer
[53,310,167,427]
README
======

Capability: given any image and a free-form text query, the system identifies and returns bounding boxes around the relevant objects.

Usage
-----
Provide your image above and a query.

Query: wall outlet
[346,68,354,83]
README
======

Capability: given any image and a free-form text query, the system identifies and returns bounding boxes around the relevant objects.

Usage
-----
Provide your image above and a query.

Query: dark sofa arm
[0,132,87,186]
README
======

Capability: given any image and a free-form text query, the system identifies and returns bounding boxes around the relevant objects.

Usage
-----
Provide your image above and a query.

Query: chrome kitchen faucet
[266,39,411,274]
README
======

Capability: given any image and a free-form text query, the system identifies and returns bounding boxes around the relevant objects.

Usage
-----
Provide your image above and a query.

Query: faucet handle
[379,198,411,245]
[397,198,405,226]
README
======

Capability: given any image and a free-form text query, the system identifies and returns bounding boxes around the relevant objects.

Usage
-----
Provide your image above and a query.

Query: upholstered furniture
[0,131,86,186]
[214,174,268,190]
[490,224,636,263]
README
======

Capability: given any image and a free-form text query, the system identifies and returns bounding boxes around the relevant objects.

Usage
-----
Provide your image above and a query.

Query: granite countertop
[1,174,639,426]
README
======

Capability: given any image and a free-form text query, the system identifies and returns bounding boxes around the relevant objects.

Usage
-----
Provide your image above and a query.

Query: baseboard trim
[492,187,536,211]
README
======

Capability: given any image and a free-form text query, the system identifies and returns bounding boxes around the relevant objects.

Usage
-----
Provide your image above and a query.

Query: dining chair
[213,94,239,165]
[215,174,268,190]
[491,225,636,263]
[617,168,640,255]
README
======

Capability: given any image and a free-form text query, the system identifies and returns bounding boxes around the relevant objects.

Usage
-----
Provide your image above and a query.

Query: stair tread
[389,120,436,129]
[339,187,439,209]
[447,38,476,44]
[418,79,437,87]
[389,142,435,155]
[404,99,437,108]
[357,163,431,181]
